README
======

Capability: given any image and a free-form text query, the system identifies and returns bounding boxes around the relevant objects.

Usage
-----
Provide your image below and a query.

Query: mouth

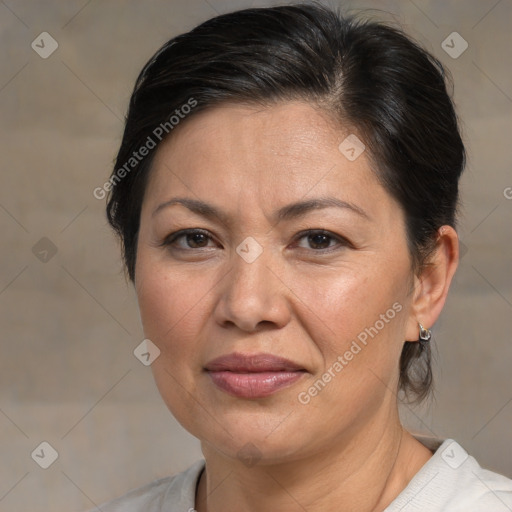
[204,352,307,399]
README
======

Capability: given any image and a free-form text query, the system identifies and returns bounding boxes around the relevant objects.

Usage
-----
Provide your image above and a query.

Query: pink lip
[204,352,307,399]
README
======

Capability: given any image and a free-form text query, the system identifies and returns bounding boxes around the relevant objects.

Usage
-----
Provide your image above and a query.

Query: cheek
[292,261,409,405]
[296,266,405,352]
[136,257,212,345]
[135,260,214,431]
[135,258,218,404]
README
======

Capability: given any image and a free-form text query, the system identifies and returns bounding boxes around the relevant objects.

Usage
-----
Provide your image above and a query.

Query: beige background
[0,0,511,510]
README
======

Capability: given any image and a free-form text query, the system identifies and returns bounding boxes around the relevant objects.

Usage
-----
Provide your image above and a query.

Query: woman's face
[135,101,421,464]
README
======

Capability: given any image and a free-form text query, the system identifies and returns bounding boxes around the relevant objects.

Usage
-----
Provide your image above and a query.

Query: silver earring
[419,323,432,342]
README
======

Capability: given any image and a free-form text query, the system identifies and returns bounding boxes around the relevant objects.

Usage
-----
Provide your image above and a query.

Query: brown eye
[162,229,216,250]
[307,233,333,250]
[295,230,348,252]
[184,232,209,248]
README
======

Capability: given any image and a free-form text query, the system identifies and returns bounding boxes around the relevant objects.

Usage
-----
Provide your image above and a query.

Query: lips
[205,352,305,372]
[204,352,307,399]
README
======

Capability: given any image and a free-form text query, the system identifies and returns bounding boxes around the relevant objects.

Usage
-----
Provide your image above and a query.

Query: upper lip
[204,352,305,372]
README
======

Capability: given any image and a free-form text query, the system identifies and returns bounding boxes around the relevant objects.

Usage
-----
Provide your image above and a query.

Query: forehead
[142,101,397,224]
[155,101,343,167]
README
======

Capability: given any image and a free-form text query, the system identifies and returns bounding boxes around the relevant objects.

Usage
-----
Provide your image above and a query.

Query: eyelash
[160,228,351,254]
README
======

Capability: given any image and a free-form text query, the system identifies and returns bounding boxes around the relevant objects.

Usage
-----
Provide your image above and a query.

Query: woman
[94,3,512,511]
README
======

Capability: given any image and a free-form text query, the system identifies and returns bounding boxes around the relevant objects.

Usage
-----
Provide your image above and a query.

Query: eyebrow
[152,196,371,223]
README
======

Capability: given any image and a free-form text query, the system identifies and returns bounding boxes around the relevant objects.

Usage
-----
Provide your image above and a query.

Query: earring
[418,323,432,342]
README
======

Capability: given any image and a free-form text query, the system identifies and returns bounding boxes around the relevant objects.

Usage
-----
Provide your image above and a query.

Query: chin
[188,409,315,464]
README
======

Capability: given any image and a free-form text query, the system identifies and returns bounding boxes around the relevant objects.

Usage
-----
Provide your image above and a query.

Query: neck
[195,409,432,512]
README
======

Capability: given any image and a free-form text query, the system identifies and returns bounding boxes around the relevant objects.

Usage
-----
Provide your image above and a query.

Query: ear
[404,225,459,342]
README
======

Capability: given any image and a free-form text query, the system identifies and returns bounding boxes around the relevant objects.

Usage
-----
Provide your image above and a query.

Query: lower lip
[207,371,305,398]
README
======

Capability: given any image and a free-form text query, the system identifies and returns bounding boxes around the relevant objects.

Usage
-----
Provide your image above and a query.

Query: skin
[134,101,459,512]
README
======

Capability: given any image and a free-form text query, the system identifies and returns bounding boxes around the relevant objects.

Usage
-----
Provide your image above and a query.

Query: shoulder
[386,438,512,511]
[84,459,205,512]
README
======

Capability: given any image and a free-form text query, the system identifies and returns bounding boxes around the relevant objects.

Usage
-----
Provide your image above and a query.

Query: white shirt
[88,438,512,511]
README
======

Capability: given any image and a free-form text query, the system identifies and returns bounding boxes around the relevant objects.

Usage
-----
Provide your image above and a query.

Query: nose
[213,244,291,333]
